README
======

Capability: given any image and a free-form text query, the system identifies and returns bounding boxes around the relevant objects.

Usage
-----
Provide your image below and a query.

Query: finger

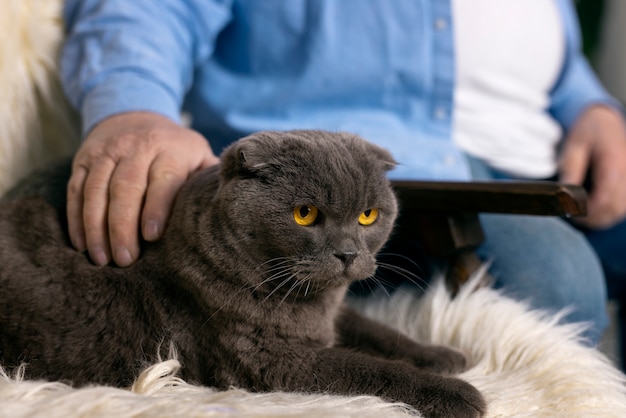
[67,165,88,252]
[108,157,151,267]
[585,156,626,228]
[558,137,590,186]
[200,151,220,169]
[82,157,116,266]
[141,156,189,242]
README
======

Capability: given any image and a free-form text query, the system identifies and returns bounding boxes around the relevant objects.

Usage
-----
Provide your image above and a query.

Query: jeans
[577,207,626,365]
[476,214,608,345]
[468,156,610,347]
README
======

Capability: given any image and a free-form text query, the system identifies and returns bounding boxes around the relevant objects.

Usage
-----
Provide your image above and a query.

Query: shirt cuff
[80,72,182,135]
[550,56,623,132]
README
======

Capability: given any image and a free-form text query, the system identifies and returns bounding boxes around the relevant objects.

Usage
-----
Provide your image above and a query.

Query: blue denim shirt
[61,0,616,180]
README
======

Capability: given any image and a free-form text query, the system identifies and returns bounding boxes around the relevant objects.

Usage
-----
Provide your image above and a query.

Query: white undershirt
[452,0,566,178]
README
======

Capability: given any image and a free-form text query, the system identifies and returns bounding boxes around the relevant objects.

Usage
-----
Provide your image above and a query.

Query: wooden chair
[391,180,587,294]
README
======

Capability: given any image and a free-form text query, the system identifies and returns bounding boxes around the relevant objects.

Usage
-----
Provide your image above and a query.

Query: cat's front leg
[267,346,485,418]
[335,306,467,374]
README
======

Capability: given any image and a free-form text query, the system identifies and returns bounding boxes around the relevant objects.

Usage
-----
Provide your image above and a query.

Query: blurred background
[578,0,626,104]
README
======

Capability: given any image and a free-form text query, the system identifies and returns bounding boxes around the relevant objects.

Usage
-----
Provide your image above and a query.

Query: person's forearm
[61,0,232,134]
[549,51,621,132]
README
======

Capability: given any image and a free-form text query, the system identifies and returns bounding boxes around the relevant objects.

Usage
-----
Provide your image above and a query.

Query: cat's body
[0,130,485,417]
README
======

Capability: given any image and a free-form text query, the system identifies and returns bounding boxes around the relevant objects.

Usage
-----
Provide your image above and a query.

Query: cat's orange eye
[358,208,379,226]
[294,205,319,226]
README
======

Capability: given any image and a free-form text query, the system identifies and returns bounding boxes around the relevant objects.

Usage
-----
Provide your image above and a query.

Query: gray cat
[0,130,485,417]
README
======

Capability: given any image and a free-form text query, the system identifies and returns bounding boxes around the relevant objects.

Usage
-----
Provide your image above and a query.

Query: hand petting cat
[67,111,219,267]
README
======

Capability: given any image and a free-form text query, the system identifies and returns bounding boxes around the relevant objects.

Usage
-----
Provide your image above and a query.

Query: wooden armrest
[390,180,588,293]
[391,180,587,217]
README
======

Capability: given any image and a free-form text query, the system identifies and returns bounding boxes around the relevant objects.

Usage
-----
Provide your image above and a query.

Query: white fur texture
[353,271,626,417]
[0,0,78,195]
[2,273,625,417]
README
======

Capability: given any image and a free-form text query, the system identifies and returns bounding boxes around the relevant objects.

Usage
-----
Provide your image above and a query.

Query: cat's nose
[334,251,359,267]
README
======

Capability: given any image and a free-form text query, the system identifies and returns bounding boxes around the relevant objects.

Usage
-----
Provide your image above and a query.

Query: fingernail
[91,246,109,266]
[115,247,134,267]
[143,220,161,241]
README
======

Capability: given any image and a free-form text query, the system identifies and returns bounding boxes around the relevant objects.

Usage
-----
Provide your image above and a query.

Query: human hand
[67,111,219,267]
[559,105,626,229]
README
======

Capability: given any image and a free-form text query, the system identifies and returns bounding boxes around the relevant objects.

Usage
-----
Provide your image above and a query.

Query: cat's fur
[0,130,485,417]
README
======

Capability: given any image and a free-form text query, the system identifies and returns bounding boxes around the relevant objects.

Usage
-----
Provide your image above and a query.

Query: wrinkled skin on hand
[67,111,219,267]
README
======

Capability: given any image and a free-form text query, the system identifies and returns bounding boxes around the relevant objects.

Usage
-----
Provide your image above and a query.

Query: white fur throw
[1,274,626,417]
[0,0,77,195]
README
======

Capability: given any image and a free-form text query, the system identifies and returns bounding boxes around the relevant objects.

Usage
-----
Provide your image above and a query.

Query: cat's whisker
[255,256,297,272]
[248,257,308,295]
[258,259,297,274]
[275,266,321,306]
[377,252,426,274]
[249,267,295,293]
[365,271,431,315]
[246,259,302,293]
[261,273,298,304]
[296,272,317,300]
[357,274,393,298]
[278,278,304,307]
[204,266,298,324]
[205,270,297,324]
[372,277,393,297]
[257,256,293,267]
[375,262,428,291]
[245,258,298,288]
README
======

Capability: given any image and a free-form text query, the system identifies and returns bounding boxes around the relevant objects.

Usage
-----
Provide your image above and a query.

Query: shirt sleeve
[548,0,622,132]
[61,0,233,135]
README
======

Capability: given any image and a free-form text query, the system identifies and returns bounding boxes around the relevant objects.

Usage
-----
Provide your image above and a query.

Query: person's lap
[584,221,626,301]
[477,213,608,344]
[581,218,626,363]
[467,155,610,345]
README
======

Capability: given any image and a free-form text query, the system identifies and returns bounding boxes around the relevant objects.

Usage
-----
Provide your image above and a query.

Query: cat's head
[182,130,398,295]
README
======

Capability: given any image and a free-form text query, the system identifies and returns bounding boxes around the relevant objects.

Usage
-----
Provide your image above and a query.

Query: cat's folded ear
[221,131,397,180]
[367,143,397,173]
[220,136,269,180]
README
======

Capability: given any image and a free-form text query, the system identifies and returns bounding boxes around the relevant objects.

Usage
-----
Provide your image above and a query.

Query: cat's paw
[409,345,468,375]
[412,375,486,418]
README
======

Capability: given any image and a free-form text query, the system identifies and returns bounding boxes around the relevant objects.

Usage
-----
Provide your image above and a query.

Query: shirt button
[435,18,448,30]
[434,107,448,120]
[443,154,456,166]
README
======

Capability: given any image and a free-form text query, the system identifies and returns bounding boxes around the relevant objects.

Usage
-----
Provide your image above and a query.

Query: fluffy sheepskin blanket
[1,274,626,417]
[0,0,77,195]
[2,2,626,417]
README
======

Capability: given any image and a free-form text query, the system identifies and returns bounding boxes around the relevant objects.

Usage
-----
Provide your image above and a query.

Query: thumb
[559,135,590,186]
